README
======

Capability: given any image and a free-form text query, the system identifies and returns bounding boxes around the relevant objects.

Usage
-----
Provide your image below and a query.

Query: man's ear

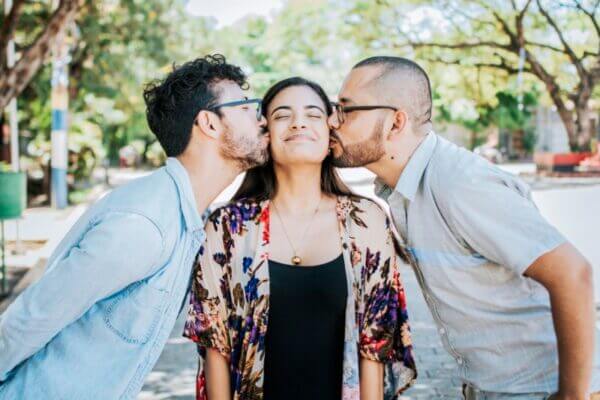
[388,109,408,139]
[195,110,222,140]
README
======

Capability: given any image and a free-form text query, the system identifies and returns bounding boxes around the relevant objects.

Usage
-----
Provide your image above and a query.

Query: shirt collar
[165,157,205,234]
[375,131,437,202]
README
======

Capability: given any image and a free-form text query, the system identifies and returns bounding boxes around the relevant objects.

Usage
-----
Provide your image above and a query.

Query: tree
[0,0,83,111]
[387,0,599,151]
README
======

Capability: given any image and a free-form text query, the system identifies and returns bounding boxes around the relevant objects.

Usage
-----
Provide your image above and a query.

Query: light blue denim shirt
[0,158,205,399]
[376,132,600,394]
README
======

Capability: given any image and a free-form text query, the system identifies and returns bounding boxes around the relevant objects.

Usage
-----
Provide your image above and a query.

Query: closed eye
[273,114,290,120]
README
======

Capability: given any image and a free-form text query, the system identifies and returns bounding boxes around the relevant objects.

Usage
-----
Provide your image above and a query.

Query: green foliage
[490,91,538,131]
[436,88,540,152]
[0,162,11,172]
[14,0,212,179]
[489,91,539,154]
[10,0,597,182]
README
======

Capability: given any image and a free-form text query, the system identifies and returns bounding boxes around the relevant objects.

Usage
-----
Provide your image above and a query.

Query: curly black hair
[143,54,248,157]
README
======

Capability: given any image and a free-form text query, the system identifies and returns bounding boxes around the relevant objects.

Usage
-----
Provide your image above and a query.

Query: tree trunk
[550,100,578,151]
[574,103,594,152]
[0,0,26,69]
[0,0,83,111]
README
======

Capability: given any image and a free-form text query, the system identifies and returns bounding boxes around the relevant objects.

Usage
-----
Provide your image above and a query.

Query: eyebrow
[270,105,292,115]
[306,105,325,113]
[270,105,326,115]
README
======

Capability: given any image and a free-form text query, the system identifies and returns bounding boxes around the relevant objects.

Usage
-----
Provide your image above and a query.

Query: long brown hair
[232,77,355,201]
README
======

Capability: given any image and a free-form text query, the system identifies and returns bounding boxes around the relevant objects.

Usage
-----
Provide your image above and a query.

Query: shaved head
[353,56,432,134]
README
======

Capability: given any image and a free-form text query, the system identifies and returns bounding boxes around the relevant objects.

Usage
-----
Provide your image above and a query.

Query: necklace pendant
[291,255,302,265]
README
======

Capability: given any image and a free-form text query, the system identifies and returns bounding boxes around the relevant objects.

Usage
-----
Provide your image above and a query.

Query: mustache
[329,130,344,151]
[329,130,341,142]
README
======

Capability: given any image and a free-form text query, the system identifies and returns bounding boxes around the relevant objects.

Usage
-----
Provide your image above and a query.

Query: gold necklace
[271,195,323,265]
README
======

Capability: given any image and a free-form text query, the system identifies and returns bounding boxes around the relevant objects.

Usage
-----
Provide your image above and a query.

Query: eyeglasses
[331,102,397,125]
[207,98,263,121]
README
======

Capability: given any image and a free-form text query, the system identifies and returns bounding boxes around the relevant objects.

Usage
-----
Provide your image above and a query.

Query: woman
[183,77,416,400]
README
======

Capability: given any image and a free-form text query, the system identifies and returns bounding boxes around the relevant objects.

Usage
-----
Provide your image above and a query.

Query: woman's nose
[290,116,307,129]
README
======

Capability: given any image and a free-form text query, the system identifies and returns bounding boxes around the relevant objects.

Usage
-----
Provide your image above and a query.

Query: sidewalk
[400,268,462,398]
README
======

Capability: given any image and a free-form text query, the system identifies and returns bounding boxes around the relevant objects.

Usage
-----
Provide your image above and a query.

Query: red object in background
[580,152,600,169]
[534,152,594,171]
[552,152,593,165]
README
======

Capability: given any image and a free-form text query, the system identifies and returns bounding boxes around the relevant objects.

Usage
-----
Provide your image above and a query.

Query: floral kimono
[183,196,417,400]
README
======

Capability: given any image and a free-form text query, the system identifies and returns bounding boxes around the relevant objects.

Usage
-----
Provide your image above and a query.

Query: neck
[272,162,323,213]
[177,147,241,215]
[366,132,427,188]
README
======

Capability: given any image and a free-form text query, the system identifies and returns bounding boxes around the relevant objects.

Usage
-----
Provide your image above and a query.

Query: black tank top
[263,254,347,400]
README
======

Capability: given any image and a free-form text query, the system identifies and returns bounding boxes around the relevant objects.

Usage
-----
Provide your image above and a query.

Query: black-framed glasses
[208,98,263,121]
[331,102,397,125]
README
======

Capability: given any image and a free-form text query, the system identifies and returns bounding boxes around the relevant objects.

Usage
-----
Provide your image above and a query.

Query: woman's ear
[195,110,222,140]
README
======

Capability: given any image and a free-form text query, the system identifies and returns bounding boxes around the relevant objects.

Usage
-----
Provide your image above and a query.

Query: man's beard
[331,117,386,168]
[220,126,269,170]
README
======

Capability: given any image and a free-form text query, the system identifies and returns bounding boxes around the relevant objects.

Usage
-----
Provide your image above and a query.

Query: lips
[285,134,315,142]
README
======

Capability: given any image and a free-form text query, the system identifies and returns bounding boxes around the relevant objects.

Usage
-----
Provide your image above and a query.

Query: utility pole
[50,0,70,209]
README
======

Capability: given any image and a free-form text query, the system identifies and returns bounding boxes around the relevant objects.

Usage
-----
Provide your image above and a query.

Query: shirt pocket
[103,280,168,345]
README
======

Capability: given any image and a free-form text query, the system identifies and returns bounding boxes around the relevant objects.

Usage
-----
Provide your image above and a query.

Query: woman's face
[266,85,330,166]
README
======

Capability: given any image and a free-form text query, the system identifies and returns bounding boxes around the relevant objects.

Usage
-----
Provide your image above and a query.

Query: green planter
[0,171,26,220]
[0,171,26,294]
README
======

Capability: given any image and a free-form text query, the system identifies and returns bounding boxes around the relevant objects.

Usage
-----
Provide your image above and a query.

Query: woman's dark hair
[232,77,355,201]
[143,54,247,157]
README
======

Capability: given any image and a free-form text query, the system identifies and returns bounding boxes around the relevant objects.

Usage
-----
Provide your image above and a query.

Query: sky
[185,0,284,27]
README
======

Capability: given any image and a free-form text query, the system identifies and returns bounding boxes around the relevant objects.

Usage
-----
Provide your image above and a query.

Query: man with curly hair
[0,54,268,400]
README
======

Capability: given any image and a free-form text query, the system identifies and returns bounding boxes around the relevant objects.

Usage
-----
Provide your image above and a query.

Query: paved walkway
[400,268,462,399]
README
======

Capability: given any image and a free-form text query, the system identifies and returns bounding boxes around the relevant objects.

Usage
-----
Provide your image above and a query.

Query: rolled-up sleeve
[440,168,566,275]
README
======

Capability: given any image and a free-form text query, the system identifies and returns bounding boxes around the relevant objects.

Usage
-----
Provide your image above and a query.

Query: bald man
[329,56,600,399]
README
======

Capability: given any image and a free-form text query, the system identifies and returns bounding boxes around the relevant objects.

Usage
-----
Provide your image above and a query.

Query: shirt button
[438,327,446,335]
[457,357,464,365]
